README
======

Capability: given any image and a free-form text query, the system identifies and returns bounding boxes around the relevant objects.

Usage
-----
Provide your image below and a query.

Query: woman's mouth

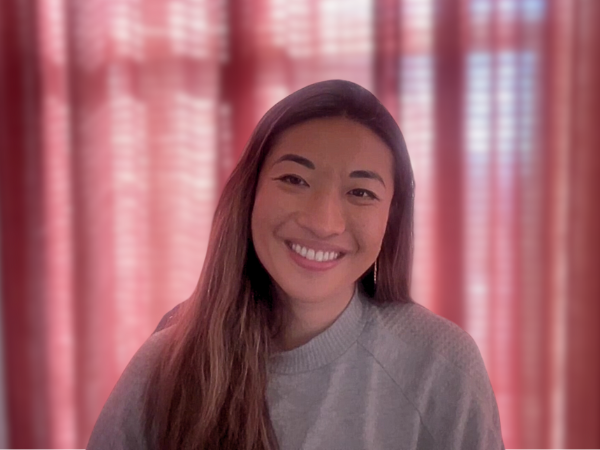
[287,241,343,261]
[284,240,345,271]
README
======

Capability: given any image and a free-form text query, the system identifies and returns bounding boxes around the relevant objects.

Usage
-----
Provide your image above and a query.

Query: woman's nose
[296,190,346,238]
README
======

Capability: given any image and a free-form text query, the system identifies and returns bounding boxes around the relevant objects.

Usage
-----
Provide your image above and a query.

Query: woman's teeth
[290,243,340,262]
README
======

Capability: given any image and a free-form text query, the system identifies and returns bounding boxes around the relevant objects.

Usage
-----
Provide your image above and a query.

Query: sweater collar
[269,286,369,374]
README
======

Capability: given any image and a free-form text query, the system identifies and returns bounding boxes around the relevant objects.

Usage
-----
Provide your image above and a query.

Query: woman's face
[251,117,395,305]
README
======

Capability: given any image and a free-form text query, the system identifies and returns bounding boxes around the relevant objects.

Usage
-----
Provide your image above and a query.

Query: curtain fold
[0,0,50,446]
[564,0,600,446]
[431,0,466,327]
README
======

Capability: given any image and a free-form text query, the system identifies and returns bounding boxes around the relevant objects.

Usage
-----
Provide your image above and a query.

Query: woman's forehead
[267,117,394,170]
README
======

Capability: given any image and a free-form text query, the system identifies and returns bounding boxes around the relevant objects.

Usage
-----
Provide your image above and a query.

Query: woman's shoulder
[359,298,490,388]
[87,328,173,449]
[109,326,173,396]
[358,299,504,448]
[124,326,173,371]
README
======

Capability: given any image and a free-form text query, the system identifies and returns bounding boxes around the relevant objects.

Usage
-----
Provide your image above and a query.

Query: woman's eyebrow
[272,155,385,187]
[350,170,386,188]
[273,153,315,169]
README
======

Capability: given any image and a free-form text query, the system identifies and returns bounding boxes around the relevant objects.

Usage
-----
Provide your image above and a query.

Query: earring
[373,259,378,287]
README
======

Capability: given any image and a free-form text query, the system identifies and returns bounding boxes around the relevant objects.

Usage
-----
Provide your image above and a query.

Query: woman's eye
[275,175,308,186]
[349,189,378,200]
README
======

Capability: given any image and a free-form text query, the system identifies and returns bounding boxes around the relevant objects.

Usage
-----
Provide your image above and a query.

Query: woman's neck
[276,284,356,351]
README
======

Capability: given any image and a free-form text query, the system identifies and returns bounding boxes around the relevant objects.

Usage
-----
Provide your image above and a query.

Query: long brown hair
[143,80,415,449]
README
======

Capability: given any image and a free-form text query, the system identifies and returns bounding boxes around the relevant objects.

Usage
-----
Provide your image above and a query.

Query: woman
[88,80,504,449]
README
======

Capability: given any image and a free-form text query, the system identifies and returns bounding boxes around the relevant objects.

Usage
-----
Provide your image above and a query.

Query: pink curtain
[0,0,598,448]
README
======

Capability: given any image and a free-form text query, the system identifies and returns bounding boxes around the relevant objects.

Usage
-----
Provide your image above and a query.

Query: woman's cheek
[361,209,389,252]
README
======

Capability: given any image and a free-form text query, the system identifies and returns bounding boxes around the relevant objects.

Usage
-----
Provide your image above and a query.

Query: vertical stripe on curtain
[0,226,7,448]
[431,0,465,328]
[36,0,76,446]
[396,0,436,315]
[0,0,49,447]
[564,0,600,446]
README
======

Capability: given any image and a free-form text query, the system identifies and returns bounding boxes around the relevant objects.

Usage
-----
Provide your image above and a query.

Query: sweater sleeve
[86,331,167,450]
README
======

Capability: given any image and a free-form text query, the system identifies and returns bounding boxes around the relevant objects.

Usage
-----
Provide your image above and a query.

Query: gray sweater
[87,290,505,449]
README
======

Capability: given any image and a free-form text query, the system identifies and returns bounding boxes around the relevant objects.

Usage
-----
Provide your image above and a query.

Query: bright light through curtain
[0,0,599,448]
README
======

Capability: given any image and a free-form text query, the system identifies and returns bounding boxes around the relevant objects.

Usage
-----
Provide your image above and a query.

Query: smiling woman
[87,80,505,450]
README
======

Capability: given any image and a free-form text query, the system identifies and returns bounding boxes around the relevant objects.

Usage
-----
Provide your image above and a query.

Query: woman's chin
[274,281,355,306]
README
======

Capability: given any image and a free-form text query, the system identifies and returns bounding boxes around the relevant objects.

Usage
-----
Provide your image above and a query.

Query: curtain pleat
[565,0,600,446]
[0,0,50,447]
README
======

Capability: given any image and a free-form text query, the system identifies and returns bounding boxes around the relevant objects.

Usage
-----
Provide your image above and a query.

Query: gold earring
[373,259,378,287]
